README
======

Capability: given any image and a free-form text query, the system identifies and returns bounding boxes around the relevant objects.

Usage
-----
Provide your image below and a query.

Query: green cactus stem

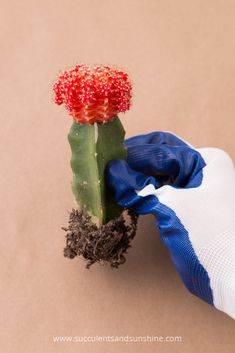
[68,116,126,226]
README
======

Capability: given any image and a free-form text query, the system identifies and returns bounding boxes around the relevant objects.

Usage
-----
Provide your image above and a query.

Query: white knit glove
[107,132,235,319]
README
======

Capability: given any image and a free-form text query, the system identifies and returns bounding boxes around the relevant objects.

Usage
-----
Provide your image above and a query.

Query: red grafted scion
[53,64,132,124]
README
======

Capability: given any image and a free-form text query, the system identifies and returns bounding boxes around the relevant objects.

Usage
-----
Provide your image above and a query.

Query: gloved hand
[107,131,235,319]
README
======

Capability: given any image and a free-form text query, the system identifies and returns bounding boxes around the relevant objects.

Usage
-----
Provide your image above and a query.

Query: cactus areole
[53,64,138,268]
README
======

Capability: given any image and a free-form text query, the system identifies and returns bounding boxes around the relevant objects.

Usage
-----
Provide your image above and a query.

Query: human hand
[107,131,235,319]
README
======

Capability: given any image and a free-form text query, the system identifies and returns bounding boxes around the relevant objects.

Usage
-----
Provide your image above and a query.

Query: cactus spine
[68,116,126,226]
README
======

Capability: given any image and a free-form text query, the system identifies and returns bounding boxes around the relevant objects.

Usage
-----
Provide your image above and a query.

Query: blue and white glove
[107,132,235,319]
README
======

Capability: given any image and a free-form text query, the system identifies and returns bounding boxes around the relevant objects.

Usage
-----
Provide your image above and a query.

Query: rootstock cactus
[53,64,138,267]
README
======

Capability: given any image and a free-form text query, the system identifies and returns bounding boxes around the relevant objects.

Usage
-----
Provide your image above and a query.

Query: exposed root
[62,208,138,268]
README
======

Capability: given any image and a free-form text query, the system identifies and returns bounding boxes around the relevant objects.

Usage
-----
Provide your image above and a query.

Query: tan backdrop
[1,1,235,352]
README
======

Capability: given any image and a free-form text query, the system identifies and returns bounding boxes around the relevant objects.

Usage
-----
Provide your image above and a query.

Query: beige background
[1,0,235,352]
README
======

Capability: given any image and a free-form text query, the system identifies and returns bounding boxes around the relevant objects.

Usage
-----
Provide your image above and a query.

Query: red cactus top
[53,64,132,124]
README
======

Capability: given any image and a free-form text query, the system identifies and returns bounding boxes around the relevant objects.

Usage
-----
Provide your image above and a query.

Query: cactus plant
[53,64,138,267]
[68,116,126,226]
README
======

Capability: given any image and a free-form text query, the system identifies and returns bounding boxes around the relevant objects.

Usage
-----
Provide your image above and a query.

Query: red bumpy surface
[53,64,132,124]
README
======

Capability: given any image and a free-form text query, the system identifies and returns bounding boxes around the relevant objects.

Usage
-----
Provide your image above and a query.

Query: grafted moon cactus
[53,64,132,226]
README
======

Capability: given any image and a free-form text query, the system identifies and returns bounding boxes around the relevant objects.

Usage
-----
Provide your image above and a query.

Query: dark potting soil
[62,208,138,268]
